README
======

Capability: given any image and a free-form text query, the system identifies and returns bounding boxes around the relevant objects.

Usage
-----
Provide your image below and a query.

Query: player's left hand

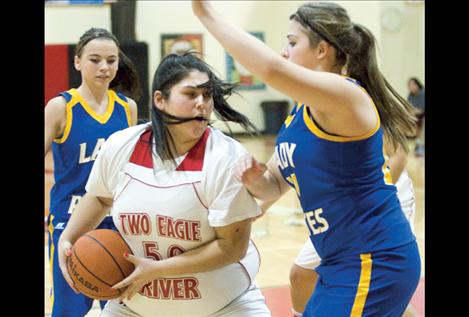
[112,253,159,301]
[233,154,268,187]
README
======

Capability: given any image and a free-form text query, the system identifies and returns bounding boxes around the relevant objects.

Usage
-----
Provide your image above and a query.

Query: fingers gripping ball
[67,229,134,300]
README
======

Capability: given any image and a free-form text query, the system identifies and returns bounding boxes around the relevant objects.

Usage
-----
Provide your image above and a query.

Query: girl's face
[281,19,319,70]
[155,70,214,145]
[74,38,119,89]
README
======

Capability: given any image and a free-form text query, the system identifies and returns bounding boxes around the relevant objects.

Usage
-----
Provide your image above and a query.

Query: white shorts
[99,284,270,317]
[294,170,416,270]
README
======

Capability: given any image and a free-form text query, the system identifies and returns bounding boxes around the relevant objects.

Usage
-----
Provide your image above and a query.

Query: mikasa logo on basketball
[68,257,99,293]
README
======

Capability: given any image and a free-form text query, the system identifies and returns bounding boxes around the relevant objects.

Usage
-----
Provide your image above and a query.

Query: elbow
[258,58,286,84]
[225,240,250,263]
[234,242,249,262]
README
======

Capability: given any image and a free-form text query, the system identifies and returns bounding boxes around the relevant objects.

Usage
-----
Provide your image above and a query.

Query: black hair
[408,77,424,90]
[150,52,258,163]
[75,27,142,101]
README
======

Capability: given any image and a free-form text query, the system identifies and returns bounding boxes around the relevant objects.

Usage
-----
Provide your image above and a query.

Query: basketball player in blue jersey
[193,2,420,316]
[285,142,419,317]
[45,28,139,317]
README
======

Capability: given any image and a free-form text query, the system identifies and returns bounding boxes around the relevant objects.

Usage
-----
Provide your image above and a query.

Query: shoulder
[45,95,67,110]
[96,123,151,173]
[44,95,68,121]
[205,128,249,168]
[112,91,138,124]
[107,123,149,146]
[126,97,138,115]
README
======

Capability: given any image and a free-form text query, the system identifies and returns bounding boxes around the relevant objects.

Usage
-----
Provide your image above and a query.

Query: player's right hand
[57,239,80,294]
[233,154,267,186]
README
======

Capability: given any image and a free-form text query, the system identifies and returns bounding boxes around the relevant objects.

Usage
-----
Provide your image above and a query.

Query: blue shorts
[47,215,116,317]
[304,241,421,317]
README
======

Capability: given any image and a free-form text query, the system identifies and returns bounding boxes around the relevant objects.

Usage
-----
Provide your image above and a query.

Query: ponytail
[110,51,142,102]
[349,23,416,153]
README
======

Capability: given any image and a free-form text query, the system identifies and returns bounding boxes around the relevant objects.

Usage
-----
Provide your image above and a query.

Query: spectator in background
[407,77,425,157]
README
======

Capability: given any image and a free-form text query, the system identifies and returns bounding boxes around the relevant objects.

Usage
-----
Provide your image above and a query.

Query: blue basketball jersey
[49,88,132,221]
[275,79,415,262]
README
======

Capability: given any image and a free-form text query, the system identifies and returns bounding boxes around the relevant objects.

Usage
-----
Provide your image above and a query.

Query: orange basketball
[66,229,134,300]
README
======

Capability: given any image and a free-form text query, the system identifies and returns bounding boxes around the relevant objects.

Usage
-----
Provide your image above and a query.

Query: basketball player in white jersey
[57,52,271,317]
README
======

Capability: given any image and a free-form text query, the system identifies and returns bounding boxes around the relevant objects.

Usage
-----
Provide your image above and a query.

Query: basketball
[66,229,134,300]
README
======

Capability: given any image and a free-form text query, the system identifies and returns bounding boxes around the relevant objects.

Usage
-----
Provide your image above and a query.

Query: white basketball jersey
[394,169,416,231]
[86,124,262,316]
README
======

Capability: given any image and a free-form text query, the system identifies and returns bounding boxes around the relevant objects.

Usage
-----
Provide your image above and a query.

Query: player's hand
[57,239,80,294]
[233,154,267,187]
[112,253,159,301]
[192,0,213,17]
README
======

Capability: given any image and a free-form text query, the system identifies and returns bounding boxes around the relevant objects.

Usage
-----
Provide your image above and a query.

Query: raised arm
[191,1,374,137]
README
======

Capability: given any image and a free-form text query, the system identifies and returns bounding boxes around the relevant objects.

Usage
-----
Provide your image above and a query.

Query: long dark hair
[291,2,416,152]
[150,52,258,163]
[75,27,142,101]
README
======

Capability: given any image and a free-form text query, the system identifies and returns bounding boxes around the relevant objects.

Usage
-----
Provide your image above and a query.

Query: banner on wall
[161,34,204,58]
[226,32,266,90]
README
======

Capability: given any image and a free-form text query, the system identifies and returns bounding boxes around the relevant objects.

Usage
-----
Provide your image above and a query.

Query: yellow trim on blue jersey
[111,90,132,126]
[53,93,78,144]
[48,214,55,307]
[382,151,394,185]
[300,79,381,142]
[284,103,301,128]
[351,253,372,317]
[70,88,115,124]
[302,102,380,142]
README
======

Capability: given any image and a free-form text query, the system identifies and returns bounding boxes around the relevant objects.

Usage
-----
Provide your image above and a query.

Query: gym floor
[44,135,424,317]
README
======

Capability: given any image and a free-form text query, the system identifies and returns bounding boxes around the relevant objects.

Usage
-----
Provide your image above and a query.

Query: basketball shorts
[47,214,116,317]
[303,241,421,317]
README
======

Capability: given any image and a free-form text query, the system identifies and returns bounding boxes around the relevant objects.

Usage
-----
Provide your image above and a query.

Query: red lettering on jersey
[191,222,200,241]
[138,278,201,300]
[166,217,175,238]
[118,213,152,236]
[119,214,128,235]
[159,279,173,298]
[173,279,184,299]
[156,215,201,241]
[174,220,186,239]
[184,278,200,299]
[128,214,141,234]
[168,244,186,258]
[140,281,153,297]
[157,216,166,236]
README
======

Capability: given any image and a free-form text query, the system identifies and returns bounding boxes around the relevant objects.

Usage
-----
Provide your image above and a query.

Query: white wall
[380,1,425,97]
[45,0,424,132]
[45,3,111,44]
